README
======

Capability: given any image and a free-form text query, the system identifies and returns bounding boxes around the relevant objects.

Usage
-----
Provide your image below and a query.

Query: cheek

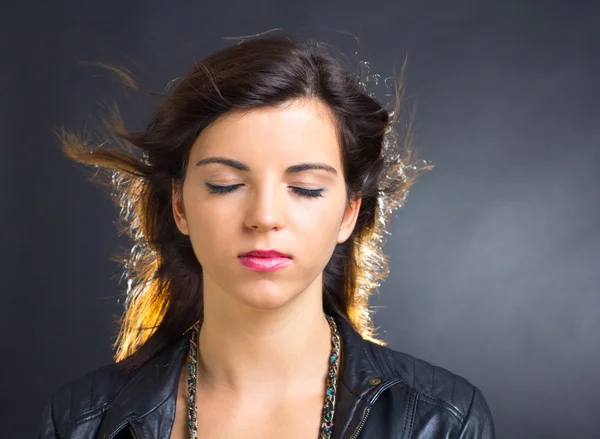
[295,201,345,252]
[182,200,234,264]
[298,207,339,234]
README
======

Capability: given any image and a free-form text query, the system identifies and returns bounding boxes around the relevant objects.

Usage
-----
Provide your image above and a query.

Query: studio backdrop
[2,1,599,438]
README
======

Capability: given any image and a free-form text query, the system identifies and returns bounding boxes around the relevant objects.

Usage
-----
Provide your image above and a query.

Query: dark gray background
[2,0,599,438]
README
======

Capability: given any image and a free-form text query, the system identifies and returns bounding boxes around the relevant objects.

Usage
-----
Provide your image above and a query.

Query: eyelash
[205,183,324,198]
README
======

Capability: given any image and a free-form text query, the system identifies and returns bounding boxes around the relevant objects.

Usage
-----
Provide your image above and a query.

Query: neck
[196,299,333,402]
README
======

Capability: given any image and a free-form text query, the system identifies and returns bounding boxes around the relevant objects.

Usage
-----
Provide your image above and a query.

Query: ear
[336,193,362,244]
[172,180,190,236]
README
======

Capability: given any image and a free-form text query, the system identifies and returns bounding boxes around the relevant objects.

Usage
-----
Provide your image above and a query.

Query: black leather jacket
[38,316,495,438]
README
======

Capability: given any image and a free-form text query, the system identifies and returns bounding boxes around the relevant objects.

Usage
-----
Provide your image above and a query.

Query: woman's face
[172,98,361,312]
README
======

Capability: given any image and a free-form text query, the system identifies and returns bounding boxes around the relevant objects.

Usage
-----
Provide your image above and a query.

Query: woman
[38,34,495,438]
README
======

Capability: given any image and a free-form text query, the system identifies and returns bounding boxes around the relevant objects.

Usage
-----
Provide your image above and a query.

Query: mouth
[238,249,292,259]
[237,249,292,272]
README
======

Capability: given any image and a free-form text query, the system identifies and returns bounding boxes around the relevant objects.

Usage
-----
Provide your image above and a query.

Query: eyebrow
[195,157,338,176]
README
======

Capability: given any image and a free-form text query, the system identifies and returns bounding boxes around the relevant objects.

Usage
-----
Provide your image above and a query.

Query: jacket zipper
[349,406,371,439]
[347,378,402,439]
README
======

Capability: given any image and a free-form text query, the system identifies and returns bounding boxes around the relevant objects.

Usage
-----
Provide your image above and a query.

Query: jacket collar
[97,314,397,439]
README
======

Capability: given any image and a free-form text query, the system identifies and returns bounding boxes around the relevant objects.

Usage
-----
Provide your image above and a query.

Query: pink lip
[238,249,292,272]
[238,255,292,272]
[239,249,291,258]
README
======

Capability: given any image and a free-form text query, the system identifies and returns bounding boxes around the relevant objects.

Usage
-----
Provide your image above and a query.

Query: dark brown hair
[56,34,431,371]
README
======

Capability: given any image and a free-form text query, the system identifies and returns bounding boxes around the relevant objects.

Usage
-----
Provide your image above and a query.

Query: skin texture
[170,98,361,438]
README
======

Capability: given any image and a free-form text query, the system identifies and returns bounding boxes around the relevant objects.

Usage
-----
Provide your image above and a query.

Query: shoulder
[38,334,191,438]
[38,362,132,438]
[383,343,480,414]
[371,342,495,435]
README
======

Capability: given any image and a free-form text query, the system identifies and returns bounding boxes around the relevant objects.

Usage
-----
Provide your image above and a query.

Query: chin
[233,283,299,311]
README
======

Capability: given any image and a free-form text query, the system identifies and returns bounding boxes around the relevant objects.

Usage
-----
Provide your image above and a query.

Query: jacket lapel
[332,317,397,439]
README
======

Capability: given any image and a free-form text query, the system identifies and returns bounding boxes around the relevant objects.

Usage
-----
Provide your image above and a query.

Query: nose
[243,182,286,232]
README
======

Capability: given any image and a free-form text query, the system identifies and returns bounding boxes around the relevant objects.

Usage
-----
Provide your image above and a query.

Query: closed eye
[205,183,324,198]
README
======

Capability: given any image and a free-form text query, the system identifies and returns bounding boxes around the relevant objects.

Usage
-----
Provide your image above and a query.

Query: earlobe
[172,182,190,236]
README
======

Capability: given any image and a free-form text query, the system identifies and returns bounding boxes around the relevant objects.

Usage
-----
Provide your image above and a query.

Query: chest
[168,393,327,439]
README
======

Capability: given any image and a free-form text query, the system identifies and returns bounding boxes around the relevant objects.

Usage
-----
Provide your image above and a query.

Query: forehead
[191,99,341,164]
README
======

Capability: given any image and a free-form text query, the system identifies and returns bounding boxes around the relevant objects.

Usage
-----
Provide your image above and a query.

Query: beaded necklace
[186,314,341,439]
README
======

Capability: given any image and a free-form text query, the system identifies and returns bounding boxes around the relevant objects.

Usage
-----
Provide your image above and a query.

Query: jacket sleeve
[456,386,496,439]
[37,397,60,439]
